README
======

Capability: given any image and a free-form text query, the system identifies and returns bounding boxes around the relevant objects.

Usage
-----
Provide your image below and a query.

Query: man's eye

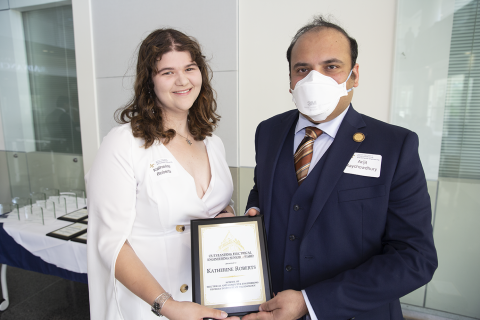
[327,65,338,70]
[297,68,308,73]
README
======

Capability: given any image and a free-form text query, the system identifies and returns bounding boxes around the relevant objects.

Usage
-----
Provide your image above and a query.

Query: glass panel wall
[0,3,84,205]
[392,0,480,318]
[23,6,82,155]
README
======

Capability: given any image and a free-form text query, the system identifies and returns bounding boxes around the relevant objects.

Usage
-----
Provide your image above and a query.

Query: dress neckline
[160,138,214,202]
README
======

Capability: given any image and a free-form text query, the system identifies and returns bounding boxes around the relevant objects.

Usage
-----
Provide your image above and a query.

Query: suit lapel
[263,110,298,236]
[303,107,367,237]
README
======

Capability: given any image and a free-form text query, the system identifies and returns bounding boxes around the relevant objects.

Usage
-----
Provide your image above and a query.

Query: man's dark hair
[286,15,358,71]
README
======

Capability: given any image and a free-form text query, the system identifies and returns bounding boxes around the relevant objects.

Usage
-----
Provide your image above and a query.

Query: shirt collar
[294,105,350,139]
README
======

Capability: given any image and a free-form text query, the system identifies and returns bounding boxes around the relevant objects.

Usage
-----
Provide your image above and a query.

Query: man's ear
[352,63,360,88]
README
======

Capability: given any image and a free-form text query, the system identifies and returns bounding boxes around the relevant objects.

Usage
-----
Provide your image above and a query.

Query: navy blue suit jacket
[246,107,437,320]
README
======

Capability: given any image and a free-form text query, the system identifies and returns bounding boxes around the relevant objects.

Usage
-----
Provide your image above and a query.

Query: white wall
[85,0,239,168]
[0,0,9,10]
[72,0,99,175]
[238,0,397,167]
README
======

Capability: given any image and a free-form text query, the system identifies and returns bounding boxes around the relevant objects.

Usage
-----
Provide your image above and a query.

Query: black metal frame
[191,215,272,317]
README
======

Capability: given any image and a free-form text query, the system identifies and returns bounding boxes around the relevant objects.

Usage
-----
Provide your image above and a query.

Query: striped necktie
[294,127,323,185]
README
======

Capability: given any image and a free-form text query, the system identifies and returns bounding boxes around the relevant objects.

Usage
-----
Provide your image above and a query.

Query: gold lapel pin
[353,132,365,142]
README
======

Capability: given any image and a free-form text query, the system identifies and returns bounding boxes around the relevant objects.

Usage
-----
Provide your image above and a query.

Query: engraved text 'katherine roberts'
[199,221,266,308]
[206,231,257,274]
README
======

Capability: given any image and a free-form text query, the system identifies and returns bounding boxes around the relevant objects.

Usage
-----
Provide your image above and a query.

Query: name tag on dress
[149,158,178,179]
[344,153,382,178]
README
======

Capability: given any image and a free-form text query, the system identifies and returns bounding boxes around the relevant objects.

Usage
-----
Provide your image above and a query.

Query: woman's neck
[162,110,189,135]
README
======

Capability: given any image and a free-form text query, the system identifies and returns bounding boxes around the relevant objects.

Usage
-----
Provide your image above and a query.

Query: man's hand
[242,290,308,320]
[246,208,259,216]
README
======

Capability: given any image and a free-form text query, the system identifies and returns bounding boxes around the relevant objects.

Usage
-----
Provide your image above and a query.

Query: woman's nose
[175,72,189,86]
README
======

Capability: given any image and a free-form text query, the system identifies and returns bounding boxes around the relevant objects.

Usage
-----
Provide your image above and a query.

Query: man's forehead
[297,27,349,48]
[291,28,350,64]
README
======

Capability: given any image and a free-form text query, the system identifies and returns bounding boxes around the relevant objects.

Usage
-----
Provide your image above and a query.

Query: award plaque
[191,215,272,316]
[46,222,88,240]
[58,207,88,222]
[71,231,88,244]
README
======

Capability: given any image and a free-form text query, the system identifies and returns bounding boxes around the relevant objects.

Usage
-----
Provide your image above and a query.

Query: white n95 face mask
[291,70,353,121]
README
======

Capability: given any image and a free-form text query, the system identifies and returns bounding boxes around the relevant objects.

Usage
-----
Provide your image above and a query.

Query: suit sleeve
[245,122,262,211]
[305,131,438,320]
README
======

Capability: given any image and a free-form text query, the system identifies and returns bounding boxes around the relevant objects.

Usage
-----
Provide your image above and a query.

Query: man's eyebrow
[292,62,310,69]
[293,59,345,69]
[322,58,344,64]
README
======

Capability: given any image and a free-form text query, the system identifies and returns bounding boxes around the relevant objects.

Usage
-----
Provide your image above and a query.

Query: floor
[0,266,90,320]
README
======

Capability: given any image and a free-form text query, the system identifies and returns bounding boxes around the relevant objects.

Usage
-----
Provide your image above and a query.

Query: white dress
[86,124,234,320]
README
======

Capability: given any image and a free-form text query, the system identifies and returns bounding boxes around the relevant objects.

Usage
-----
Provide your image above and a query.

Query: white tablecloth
[1,199,88,274]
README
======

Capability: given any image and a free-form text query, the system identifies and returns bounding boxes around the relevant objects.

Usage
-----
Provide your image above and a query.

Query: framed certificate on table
[46,223,88,240]
[191,215,272,316]
[71,232,87,244]
[58,208,88,222]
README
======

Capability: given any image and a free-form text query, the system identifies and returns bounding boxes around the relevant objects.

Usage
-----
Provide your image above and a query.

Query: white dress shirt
[293,106,349,170]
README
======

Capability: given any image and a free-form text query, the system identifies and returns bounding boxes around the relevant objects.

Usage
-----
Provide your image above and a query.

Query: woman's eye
[186,67,195,71]
[162,71,173,75]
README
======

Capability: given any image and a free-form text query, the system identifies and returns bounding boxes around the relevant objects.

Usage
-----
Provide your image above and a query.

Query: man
[242,16,437,320]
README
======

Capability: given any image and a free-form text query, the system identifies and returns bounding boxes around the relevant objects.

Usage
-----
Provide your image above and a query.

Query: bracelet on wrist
[151,292,172,317]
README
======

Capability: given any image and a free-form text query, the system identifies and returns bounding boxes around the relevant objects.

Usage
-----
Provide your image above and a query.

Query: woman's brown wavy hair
[115,28,220,148]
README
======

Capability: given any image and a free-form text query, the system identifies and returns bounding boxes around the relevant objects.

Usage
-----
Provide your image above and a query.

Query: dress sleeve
[86,125,137,320]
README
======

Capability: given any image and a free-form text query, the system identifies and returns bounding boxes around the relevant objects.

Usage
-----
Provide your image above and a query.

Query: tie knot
[305,127,323,141]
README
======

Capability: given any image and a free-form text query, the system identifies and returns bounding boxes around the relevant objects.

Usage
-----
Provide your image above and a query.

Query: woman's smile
[173,87,193,95]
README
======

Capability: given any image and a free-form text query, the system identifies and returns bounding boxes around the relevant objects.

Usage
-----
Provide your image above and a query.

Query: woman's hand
[161,299,240,320]
[215,205,235,218]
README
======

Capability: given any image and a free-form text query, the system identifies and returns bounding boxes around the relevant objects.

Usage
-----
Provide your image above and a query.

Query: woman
[86,29,237,319]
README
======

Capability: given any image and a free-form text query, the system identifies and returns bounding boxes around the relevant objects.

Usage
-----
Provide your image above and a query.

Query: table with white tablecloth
[0,199,88,311]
